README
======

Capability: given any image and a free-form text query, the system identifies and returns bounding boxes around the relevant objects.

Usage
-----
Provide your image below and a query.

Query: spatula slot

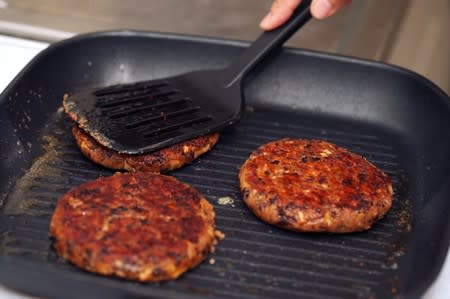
[94,81,168,97]
[142,116,213,137]
[125,106,202,129]
[109,97,191,119]
[97,89,178,109]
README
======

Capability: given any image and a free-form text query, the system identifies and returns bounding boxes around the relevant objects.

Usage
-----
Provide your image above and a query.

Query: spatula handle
[222,0,312,87]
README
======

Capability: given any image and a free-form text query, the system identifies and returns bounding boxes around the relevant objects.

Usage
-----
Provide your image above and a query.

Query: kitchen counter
[0,34,448,299]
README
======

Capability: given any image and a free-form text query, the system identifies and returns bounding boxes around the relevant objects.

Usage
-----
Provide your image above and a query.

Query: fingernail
[313,0,333,19]
[260,11,273,29]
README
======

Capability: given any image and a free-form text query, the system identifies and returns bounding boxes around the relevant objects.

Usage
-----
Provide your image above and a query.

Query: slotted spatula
[64,0,312,154]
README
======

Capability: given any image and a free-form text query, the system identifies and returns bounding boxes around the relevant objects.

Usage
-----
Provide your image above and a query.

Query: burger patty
[239,139,393,233]
[50,172,222,281]
[72,125,219,173]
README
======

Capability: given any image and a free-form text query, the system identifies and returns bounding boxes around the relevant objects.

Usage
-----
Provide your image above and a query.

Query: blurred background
[0,0,448,93]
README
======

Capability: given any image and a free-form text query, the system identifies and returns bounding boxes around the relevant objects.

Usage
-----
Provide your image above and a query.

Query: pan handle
[222,0,312,87]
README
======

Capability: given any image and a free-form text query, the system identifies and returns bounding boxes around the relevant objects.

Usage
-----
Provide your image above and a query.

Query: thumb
[311,0,351,19]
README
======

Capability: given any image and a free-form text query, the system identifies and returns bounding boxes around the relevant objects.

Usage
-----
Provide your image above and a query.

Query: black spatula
[64,0,312,154]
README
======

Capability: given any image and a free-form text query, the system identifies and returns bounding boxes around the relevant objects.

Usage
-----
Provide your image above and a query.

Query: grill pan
[0,31,449,299]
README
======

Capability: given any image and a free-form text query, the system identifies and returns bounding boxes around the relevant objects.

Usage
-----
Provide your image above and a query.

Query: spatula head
[64,70,243,154]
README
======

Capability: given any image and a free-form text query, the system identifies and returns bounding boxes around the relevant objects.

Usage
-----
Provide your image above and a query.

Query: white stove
[0,35,47,93]
[0,34,448,299]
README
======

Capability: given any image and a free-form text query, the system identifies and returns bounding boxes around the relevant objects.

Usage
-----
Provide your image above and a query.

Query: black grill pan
[0,31,449,299]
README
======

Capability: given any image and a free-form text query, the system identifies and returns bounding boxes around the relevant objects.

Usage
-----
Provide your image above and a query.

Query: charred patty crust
[50,172,222,281]
[239,138,393,233]
[72,125,219,173]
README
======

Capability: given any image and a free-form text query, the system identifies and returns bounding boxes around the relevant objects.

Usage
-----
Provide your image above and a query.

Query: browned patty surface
[50,172,222,281]
[72,125,219,173]
[239,139,393,233]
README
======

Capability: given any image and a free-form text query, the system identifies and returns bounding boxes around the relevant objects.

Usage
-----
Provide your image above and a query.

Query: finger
[260,0,303,31]
[311,0,351,19]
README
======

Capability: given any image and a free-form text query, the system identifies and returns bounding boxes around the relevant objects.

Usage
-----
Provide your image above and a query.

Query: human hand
[260,0,351,30]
